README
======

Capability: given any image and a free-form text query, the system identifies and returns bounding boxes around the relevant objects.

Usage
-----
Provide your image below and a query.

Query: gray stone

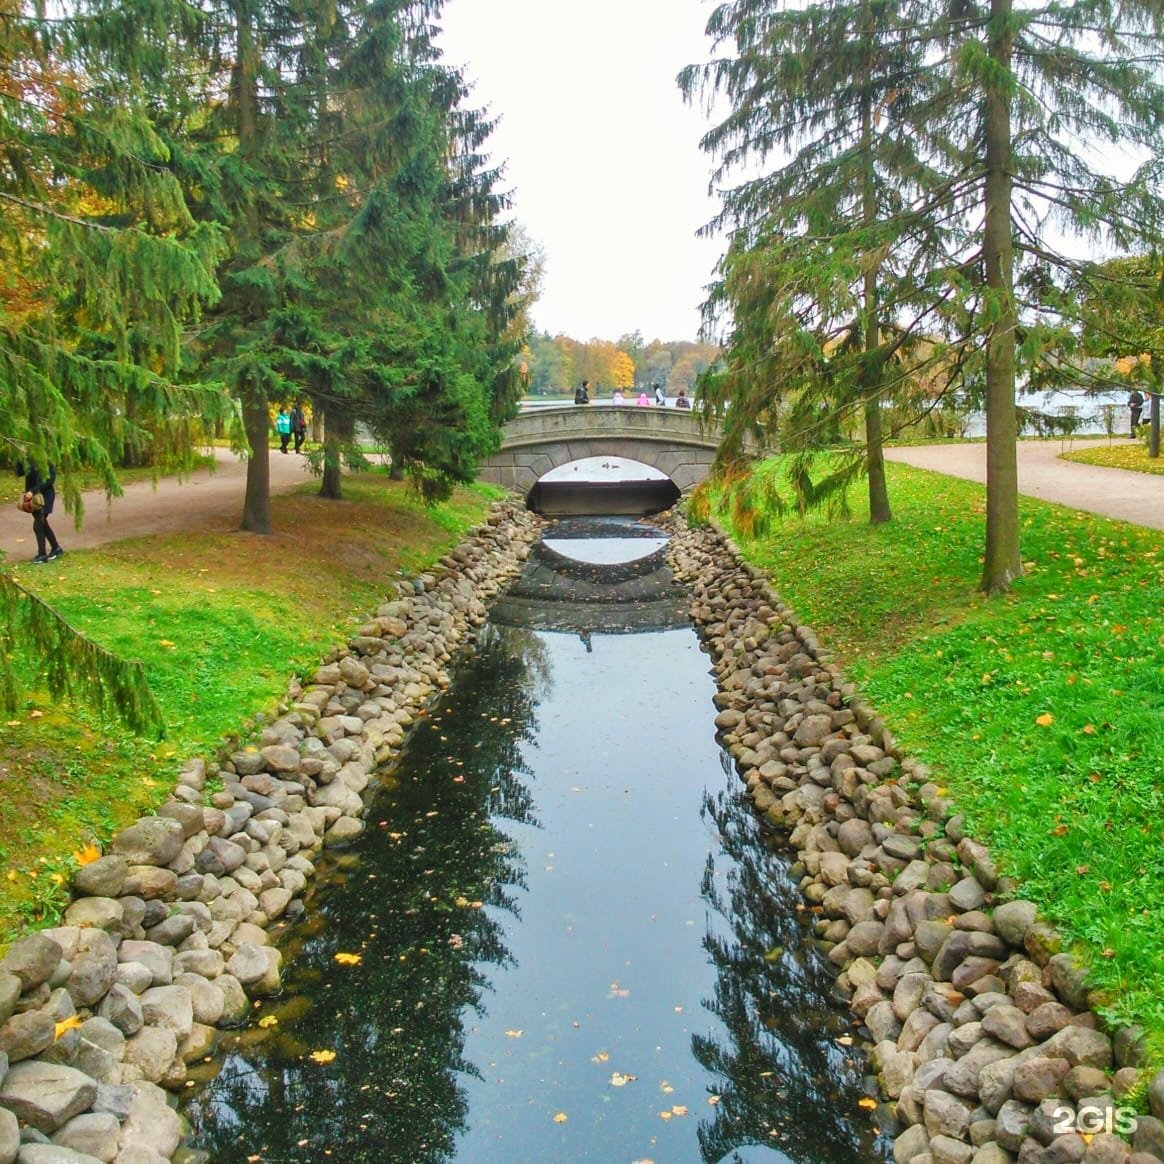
[981,1005,1034,1050]
[15,1147,106,1164]
[949,877,987,913]
[122,1026,177,1084]
[0,935,62,993]
[1041,1026,1113,1070]
[110,818,184,868]
[71,858,129,900]
[117,942,172,987]
[970,1146,1013,1164]
[1132,1115,1164,1160]
[945,1039,1022,1100]
[50,1112,120,1162]
[0,1107,16,1164]
[978,1057,1018,1116]
[930,1136,975,1164]
[995,1099,1034,1151]
[1026,1002,1074,1040]
[61,898,123,933]
[895,1122,931,1163]
[1046,954,1091,1010]
[993,901,1038,949]
[1013,1058,1071,1105]
[117,1082,182,1158]
[212,975,250,1026]
[925,1089,975,1139]
[97,984,143,1038]
[1148,1070,1164,1120]
[65,950,118,1010]
[0,1011,55,1063]
[143,914,196,947]
[0,1062,98,1133]
[1083,1134,1133,1163]
[139,986,193,1041]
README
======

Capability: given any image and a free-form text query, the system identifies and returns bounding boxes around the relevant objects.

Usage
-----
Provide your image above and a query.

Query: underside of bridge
[526,476,681,516]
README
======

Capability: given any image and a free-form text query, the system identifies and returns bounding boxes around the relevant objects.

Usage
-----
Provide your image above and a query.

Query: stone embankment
[668,520,1164,1164]
[0,500,540,1164]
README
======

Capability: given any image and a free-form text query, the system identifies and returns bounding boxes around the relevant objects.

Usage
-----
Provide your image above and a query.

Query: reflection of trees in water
[694,784,893,1164]
[184,625,546,1163]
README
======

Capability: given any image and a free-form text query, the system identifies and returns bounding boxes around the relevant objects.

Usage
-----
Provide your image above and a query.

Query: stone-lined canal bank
[0,502,1157,1163]
[667,518,1164,1164]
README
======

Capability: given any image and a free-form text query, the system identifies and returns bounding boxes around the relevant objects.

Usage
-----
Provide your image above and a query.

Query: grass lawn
[0,473,498,938]
[706,458,1164,1053]
[1062,441,1164,476]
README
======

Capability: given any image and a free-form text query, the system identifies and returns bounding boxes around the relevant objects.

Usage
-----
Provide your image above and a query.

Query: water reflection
[182,531,891,1163]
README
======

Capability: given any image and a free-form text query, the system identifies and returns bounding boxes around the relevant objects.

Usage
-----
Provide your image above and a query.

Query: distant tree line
[523,331,720,396]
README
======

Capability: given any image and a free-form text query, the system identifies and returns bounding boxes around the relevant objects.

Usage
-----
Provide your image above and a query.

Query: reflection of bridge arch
[477,406,728,496]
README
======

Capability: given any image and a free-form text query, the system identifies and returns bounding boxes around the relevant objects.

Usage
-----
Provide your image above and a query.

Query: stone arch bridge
[477,405,733,497]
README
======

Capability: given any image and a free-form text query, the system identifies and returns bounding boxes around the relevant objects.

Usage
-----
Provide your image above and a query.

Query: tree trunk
[320,407,353,499]
[860,67,892,525]
[240,393,271,533]
[233,0,271,534]
[979,0,1023,594]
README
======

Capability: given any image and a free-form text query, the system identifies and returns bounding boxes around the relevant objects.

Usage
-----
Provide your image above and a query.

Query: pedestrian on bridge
[574,380,590,405]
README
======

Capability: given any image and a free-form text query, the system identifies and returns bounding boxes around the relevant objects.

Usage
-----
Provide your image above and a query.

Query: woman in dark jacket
[23,463,63,563]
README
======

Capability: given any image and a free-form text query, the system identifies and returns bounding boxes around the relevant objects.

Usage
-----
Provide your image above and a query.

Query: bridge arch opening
[525,456,681,517]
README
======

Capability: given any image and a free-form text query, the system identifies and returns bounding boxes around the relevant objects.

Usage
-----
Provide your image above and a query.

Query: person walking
[653,382,666,406]
[290,403,307,453]
[275,407,292,453]
[674,389,691,409]
[573,380,591,405]
[21,462,63,564]
[1129,389,1145,437]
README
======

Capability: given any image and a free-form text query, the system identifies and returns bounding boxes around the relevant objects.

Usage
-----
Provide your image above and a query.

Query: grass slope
[709,458,1164,1048]
[0,474,497,937]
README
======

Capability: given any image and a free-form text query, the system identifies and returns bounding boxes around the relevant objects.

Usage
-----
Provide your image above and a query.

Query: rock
[122,1027,178,1084]
[894,1122,931,1163]
[0,1108,16,1164]
[1082,1134,1132,1163]
[1148,1070,1164,1119]
[324,817,365,846]
[50,1112,120,1161]
[212,975,250,1027]
[0,1011,55,1062]
[993,901,1038,948]
[14,1147,107,1163]
[1041,1026,1113,1070]
[117,942,173,987]
[1026,1002,1074,1040]
[949,877,987,913]
[0,935,62,993]
[981,1005,1034,1050]
[1013,1057,1071,1104]
[945,1039,1021,1100]
[97,984,143,1037]
[1046,954,1090,1010]
[71,858,129,900]
[110,818,185,868]
[925,1089,975,1139]
[121,867,177,901]
[1132,1115,1164,1160]
[118,1082,182,1158]
[978,1056,1019,1116]
[929,1135,974,1164]
[971,1146,1015,1164]
[995,1098,1034,1151]
[65,948,118,1010]
[139,987,193,1041]
[0,1062,98,1133]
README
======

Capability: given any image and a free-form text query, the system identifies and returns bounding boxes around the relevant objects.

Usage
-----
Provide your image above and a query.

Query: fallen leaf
[610,1072,637,1087]
[552,1112,568,1124]
[72,843,101,867]
[660,1082,674,1094]
[858,1097,877,1111]
[591,1051,610,1063]
[659,1110,672,1121]
[53,1014,83,1040]
[708,1095,721,1106]
[671,1105,688,1116]
[257,1015,278,1029]
[1035,713,1054,726]
[308,1049,336,1064]
[333,952,362,966]
[505,1029,523,1039]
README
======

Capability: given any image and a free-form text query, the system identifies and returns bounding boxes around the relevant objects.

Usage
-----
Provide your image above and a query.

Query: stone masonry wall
[667,519,1164,1164]
[0,499,541,1164]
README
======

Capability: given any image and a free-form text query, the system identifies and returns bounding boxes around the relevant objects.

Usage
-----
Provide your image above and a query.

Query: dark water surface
[183,522,892,1164]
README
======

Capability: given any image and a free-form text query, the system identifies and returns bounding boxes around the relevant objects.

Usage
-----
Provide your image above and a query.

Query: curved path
[884,439,1164,532]
[0,449,314,563]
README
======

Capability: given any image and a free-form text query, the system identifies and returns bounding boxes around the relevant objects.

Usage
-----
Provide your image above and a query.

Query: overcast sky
[436,0,724,345]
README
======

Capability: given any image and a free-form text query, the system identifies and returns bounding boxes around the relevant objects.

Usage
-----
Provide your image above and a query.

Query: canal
[182,518,892,1163]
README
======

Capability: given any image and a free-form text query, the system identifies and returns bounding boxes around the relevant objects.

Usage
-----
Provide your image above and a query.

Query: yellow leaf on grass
[158,640,176,649]
[72,843,101,867]
[308,1049,336,1064]
[257,1015,278,1029]
[1035,713,1054,726]
[334,952,362,966]
[54,1014,83,1040]
[552,1112,568,1124]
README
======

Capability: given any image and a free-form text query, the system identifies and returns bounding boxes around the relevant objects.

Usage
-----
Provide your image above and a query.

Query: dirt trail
[883,439,1164,532]
[1,449,313,563]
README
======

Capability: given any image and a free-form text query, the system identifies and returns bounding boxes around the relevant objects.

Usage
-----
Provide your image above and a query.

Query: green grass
[0,474,499,937]
[1062,441,1164,476]
[709,458,1164,1050]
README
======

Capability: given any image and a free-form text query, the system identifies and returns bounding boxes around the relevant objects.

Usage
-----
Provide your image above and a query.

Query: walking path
[883,438,1164,532]
[0,448,312,563]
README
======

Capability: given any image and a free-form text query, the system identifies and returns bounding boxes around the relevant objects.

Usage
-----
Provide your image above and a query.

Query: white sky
[436,0,724,345]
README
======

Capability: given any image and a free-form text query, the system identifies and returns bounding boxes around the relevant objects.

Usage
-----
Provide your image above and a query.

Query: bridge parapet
[479,405,731,495]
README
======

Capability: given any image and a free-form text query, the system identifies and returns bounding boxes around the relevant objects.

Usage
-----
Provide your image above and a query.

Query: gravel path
[883,438,1164,532]
[0,448,314,563]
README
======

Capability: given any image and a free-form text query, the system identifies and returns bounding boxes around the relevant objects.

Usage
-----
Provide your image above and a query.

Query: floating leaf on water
[610,1072,637,1087]
[836,1035,853,1047]
[660,1082,674,1094]
[708,1095,721,1106]
[857,1097,877,1111]
[505,1029,523,1039]
[591,1051,610,1063]
[763,946,783,962]
[308,1049,336,1064]
[671,1105,688,1116]
[334,953,362,966]
[552,1112,568,1124]
[257,1015,278,1029]
[659,1110,672,1121]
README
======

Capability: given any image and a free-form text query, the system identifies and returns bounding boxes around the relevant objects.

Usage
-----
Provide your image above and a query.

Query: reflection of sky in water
[542,536,667,565]
[540,456,668,483]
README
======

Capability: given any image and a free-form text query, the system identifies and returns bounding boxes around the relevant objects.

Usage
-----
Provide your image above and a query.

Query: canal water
[183,518,893,1164]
